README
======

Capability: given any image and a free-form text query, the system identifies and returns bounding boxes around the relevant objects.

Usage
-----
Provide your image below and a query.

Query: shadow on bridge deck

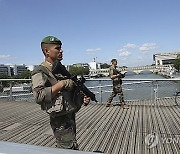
[0,98,180,154]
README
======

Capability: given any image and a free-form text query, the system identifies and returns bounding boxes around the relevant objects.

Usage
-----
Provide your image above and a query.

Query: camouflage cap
[41,36,62,45]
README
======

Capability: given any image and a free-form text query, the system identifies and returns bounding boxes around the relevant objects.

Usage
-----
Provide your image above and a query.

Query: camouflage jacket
[31,61,83,117]
[109,66,124,85]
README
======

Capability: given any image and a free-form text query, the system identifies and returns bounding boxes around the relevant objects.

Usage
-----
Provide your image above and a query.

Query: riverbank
[157,71,180,79]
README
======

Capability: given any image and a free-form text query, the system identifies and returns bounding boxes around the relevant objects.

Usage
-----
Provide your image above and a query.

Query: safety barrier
[0,78,179,104]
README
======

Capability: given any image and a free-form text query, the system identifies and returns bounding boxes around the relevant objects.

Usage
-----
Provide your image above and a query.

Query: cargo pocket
[54,126,75,149]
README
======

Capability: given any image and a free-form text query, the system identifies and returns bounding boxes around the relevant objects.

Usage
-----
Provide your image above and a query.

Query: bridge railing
[0,78,179,104]
[85,78,180,104]
[0,79,33,101]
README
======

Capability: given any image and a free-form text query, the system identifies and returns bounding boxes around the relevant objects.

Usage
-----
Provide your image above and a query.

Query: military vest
[32,62,83,117]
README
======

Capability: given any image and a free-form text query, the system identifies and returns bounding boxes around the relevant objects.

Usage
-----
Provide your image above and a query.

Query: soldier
[106,59,129,109]
[31,36,90,150]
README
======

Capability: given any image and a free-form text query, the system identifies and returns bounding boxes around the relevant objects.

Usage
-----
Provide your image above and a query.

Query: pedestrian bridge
[89,65,171,77]
[0,97,180,154]
[0,79,179,153]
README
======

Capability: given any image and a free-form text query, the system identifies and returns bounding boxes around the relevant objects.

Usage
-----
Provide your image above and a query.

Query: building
[27,65,34,71]
[88,62,101,70]
[0,64,11,76]
[72,63,89,68]
[153,52,180,65]
[12,64,28,76]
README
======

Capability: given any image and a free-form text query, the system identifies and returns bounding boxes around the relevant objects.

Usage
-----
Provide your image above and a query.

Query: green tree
[12,70,32,85]
[0,73,10,88]
[13,70,32,79]
[0,73,9,79]
[19,70,32,79]
[173,54,180,72]
[100,63,111,69]
[69,66,89,75]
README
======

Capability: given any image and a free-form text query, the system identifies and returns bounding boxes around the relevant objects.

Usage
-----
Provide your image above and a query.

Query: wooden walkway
[0,98,180,154]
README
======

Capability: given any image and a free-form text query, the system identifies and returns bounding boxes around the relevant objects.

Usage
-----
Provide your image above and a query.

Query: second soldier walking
[106,59,129,109]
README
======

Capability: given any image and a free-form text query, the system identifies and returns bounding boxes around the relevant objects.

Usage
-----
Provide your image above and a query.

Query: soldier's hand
[61,79,75,91]
[117,74,121,77]
[83,95,90,106]
[117,73,125,78]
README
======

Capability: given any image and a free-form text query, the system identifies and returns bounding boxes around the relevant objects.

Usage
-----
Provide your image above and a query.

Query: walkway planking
[0,98,180,154]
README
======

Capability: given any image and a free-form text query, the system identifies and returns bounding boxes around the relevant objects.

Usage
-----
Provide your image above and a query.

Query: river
[85,73,180,103]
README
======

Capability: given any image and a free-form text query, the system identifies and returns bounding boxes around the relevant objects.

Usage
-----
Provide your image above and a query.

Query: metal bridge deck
[0,98,180,154]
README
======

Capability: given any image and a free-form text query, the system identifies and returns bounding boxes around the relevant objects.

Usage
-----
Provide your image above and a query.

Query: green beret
[41,36,62,45]
[111,59,117,63]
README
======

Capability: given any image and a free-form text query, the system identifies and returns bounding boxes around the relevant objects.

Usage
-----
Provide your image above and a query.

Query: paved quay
[0,98,180,154]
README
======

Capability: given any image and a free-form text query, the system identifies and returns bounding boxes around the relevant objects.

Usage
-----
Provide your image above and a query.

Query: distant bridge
[89,65,172,77]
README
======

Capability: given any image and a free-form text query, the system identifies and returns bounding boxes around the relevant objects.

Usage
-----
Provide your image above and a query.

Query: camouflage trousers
[107,85,124,104]
[50,112,79,150]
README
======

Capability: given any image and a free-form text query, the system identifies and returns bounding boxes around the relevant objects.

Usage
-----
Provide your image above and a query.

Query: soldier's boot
[121,104,129,109]
[106,102,113,107]
[72,141,79,150]
[120,101,129,109]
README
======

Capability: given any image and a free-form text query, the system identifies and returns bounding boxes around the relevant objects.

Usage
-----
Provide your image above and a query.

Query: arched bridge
[89,65,171,77]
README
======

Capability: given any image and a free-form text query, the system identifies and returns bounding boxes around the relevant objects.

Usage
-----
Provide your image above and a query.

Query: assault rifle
[52,60,98,103]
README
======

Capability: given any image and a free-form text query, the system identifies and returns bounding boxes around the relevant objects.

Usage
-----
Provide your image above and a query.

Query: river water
[85,73,180,103]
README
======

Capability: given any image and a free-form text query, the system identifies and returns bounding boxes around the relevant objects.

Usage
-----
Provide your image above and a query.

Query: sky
[0,0,180,67]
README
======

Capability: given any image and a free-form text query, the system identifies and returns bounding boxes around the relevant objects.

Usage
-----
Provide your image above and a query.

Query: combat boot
[120,102,129,109]
[106,102,113,107]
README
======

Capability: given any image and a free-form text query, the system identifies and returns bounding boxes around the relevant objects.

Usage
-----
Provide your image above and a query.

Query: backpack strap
[31,64,57,86]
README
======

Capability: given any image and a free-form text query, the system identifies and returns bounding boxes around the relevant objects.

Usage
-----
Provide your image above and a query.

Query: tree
[100,63,111,69]
[173,54,180,72]
[0,73,9,79]
[19,70,32,79]
[69,66,89,75]
[0,73,10,88]
[12,70,32,85]
[13,70,32,79]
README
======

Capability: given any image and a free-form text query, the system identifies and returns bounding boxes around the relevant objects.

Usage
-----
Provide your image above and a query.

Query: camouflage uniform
[107,66,125,105]
[31,61,81,149]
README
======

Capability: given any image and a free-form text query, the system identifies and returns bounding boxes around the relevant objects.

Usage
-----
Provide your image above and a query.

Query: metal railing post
[151,81,153,101]
[155,81,159,103]
[9,81,13,101]
[99,80,102,103]
[152,80,158,104]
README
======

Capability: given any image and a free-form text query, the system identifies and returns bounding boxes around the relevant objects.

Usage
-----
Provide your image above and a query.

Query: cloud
[0,54,14,59]
[139,43,157,52]
[117,43,137,57]
[118,48,126,52]
[86,48,102,52]
[123,43,137,49]
[118,49,131,57]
